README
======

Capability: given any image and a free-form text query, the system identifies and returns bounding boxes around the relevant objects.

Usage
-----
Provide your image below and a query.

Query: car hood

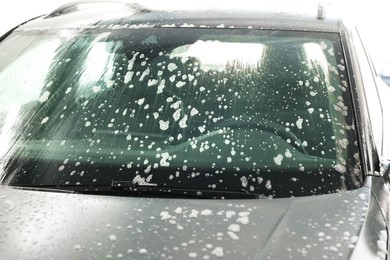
[0,185,384,259]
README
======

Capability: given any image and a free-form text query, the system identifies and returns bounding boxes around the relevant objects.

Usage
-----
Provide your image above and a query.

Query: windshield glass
[0,28,362,198]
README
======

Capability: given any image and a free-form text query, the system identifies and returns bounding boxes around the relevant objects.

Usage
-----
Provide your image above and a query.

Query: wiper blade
[109,181,264,199]
[11,182,265,199]
[12,185,76,194]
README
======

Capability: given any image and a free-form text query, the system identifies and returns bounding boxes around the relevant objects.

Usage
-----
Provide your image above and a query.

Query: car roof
[15,0,343,33]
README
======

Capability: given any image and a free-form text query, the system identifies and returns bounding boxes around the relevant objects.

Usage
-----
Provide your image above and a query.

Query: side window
[353,28,383,155]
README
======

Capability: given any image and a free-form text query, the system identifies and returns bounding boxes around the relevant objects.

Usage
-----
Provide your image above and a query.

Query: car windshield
[0,27,362,198]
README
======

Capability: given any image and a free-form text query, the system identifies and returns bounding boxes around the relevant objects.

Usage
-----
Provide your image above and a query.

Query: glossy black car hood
[0,182,385,259]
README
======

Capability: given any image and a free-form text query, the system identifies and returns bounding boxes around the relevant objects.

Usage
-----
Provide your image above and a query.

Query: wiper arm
[109,181,264,199]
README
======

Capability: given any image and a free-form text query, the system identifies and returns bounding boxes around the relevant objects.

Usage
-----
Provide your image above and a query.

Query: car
[0,1,390,259]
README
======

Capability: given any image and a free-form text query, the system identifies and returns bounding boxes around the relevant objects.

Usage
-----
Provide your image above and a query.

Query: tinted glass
[0,28,362,198]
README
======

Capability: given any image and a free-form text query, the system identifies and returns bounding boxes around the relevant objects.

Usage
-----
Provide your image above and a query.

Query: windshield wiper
[108,181,264,199]
[12,185,76,194]
[11,182,265,199]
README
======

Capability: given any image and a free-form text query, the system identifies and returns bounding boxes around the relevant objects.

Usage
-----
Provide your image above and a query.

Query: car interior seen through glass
[0,28,361,198]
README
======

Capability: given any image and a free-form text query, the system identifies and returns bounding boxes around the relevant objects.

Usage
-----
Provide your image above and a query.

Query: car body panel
[14,2,341,33]
[0,177,386,259]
